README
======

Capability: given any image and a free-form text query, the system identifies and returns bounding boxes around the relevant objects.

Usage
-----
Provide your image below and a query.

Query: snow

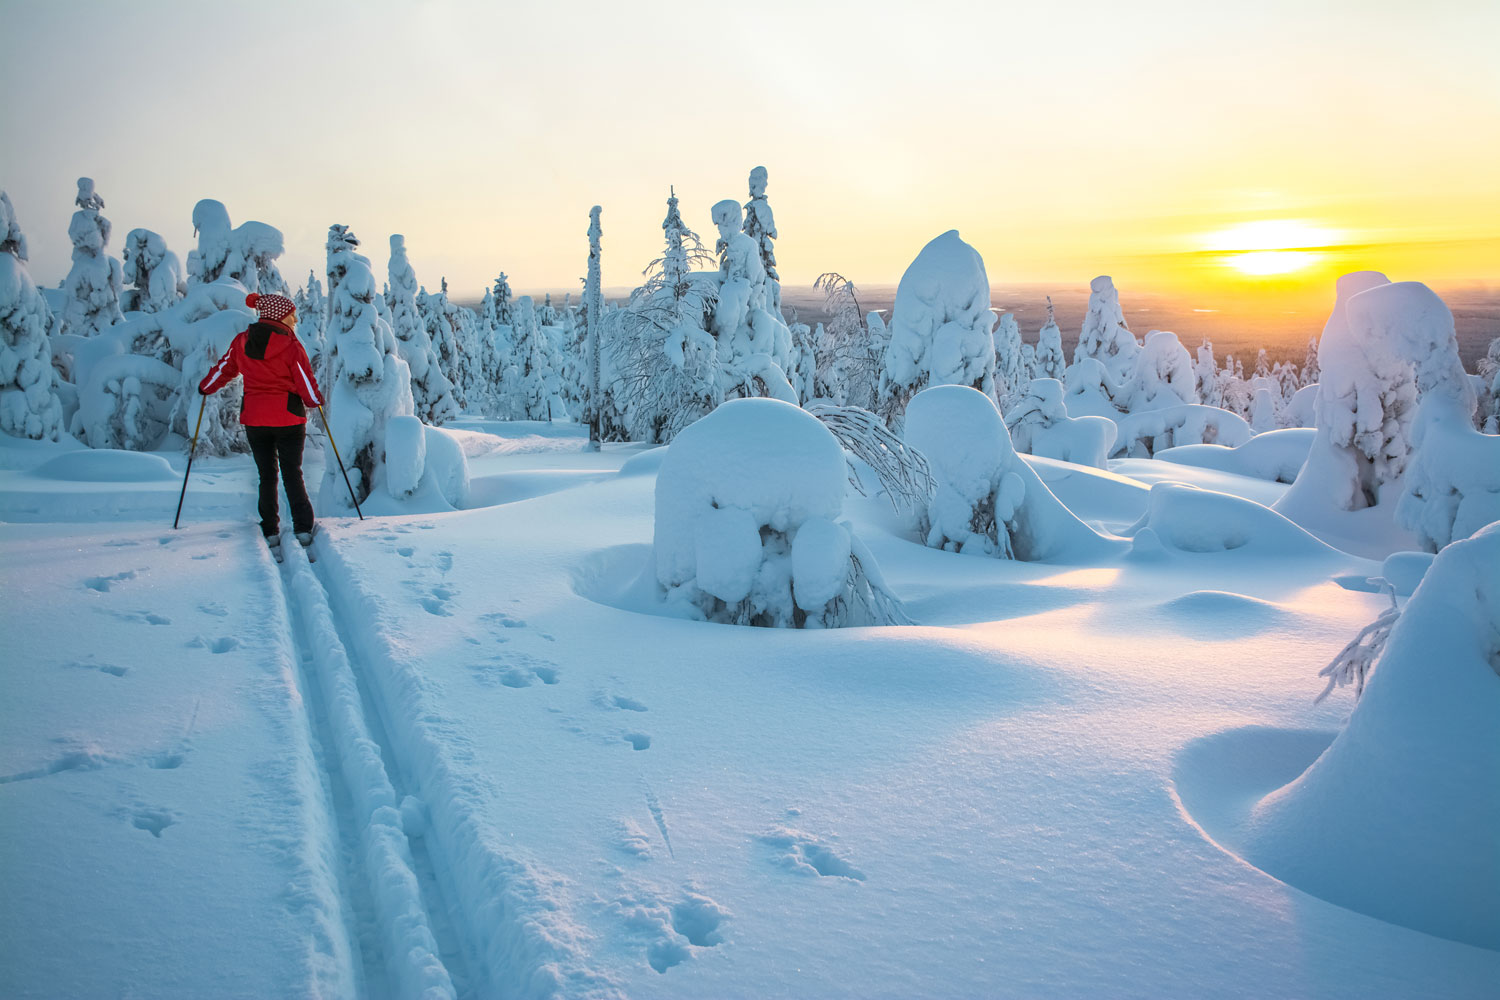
[1156,427,1315,484]
[879,231,996,426]
[3,401,1498,998]
[1244,523,1500,951]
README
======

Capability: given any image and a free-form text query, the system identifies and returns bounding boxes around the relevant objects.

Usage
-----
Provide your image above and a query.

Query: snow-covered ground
[2,421,1495,999]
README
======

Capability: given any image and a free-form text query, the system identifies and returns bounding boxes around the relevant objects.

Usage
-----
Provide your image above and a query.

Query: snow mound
[653,397,907,628]
[1004,378,1116,470]
[1156,429,1314,484]
[905,385,1109,561]
[31,449,178,483]
[1124,483,1342,557]
[1157,590,1301,639]
[1243,522,1500,950]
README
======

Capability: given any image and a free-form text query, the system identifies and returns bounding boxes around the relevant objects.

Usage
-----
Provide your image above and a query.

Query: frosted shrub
[653,398,907,628]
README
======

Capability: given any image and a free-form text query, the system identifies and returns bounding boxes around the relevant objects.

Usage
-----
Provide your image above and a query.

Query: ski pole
[172,395,207,529]
[317,405,364,520]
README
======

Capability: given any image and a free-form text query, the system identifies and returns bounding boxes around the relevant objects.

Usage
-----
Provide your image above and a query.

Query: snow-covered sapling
[653,398,908,628]
[58,177,124,339]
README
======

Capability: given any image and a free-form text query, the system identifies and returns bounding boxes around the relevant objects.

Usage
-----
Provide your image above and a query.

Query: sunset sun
[1204,219,1342,276]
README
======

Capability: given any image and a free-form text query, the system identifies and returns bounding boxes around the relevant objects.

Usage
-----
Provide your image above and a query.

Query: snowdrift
[1244,522,1500,950]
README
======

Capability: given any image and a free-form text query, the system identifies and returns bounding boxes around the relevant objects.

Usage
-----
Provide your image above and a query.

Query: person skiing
[199,292,323,557]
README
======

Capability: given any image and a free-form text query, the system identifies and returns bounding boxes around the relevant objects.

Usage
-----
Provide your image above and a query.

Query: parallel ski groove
[313,539,624,999]
[277,540,457,1000]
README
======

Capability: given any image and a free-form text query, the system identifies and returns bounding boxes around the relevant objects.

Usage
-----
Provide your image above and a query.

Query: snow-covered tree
[1003,378,1115,469]
[605,190,720,442]
[388,235,457,426]
[1278,274,1487,538]
[1301,335,1321,388]
[653,398,907,628]
[320,229,416,508]
[293,270,327,373]
[742,166,781,316]
[510,295,565,420]
[1114,330,1198,413]
[1253,348,1271,380]
[1194,339,1222,408]
[1034,296,1066,381]
[1072,275,1138,384]
[58,178,123,338]
[787,314,816,405]
[992,311,1025,407]
[188,199,287,294]
[121,229,185,314]
[1249,380,1281,433]
[812,272,880,409]
[878,230,997,429]
[710,198,796,404]
[1472,336,1499,435]
[584,206,604,446]
[904,384,1105,560]
[0,191,64,440]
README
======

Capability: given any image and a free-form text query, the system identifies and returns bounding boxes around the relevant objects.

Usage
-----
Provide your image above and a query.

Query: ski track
[275,539,459,1000]
[280,531,620,1000]
[314,537,623,999]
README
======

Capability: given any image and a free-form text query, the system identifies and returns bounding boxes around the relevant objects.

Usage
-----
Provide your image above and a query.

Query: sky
[2,0,1498,309]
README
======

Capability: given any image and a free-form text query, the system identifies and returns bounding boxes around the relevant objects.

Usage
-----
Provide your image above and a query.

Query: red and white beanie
[247,292,296,325]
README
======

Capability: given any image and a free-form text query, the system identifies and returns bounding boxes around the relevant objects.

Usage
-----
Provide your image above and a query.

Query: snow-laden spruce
[1003,378,1115,469]
[603,189,720,442]
[1114,329,1197,413]
[0,191,65,440]
[1072,275,1138,384]
[58,178,124,339]
[903,384,1106,560]
[1385,288,1499,550]
[387,235,458,426]
[878,231,997,429]
[1033,297,1066,382]
[1245,521,1500,951]
[187,199,288,295]
[653,397,907,628]
[1276,274,1492,550]
[509,295,566,420]
[121,228,185,314]
[742,166,780,316]
[710,199,796,404]
[992,311,1025,405]
[319,227,417,508]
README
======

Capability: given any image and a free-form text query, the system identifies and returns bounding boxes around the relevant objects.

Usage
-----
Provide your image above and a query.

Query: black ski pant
[245,423,315,537]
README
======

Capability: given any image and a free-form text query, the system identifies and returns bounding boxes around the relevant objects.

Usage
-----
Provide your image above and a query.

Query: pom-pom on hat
[246,292,296,325]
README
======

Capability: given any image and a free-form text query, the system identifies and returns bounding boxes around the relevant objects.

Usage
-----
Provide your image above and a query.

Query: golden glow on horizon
[1226,250,1323,276]
[1200,220,1343,278]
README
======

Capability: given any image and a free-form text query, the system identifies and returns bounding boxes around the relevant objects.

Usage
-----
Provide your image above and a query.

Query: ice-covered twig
[1316,580,1401,703]
[809,403,935,515]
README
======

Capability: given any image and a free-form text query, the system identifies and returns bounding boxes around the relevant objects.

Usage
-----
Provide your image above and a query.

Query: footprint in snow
[198,601,228,618]
[84,571,136,593]
[130,806,178,838]
[435,551,453,572]
[758,827,866,881]
[624,732,652,751]
[611,889,729,974]
[609,695,649,713]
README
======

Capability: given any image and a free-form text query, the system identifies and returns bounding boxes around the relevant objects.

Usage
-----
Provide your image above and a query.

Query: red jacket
[200,321,323,426]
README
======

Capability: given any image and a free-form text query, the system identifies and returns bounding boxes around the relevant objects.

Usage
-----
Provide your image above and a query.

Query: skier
[199,293,323,558]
